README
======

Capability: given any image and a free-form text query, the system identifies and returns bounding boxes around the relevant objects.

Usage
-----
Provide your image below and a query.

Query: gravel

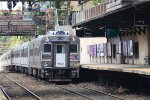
[0,73,37,100]
[1,72,150,100]
[2,72,87,100]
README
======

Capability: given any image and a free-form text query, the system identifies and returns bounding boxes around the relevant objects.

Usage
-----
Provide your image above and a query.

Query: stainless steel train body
[0,33,80,81]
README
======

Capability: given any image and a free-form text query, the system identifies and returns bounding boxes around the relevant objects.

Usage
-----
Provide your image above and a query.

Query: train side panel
[20,42,29,68]
[70,35,80,67]
[0,50,12,71]
[28,38,42,69]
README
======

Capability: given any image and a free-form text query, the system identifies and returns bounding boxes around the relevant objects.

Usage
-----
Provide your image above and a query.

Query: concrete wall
[80,37,107,64]
[108,27,149,65]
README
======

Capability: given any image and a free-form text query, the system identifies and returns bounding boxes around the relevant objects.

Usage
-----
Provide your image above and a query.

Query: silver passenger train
[0,31,80,81]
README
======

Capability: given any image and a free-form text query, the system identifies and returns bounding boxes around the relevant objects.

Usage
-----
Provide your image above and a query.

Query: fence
[72,2,107,25]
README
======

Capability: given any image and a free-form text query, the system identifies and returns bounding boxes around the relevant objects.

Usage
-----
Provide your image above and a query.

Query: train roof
[12,41,29,51]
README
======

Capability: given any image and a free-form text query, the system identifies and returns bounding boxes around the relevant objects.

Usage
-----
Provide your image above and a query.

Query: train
[0,31,80,81]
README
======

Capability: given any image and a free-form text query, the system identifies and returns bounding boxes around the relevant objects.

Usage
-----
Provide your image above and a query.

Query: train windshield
[44,44,51,52]
[57,44,65,53]
[70,44,78,53]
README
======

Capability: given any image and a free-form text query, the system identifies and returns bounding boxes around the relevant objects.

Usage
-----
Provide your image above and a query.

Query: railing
[72,2,107,25]
[72,0,142,26]
[0,20,35,33]
[0,10,36,34]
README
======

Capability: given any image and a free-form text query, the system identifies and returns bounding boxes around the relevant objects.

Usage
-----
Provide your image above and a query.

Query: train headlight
[42,61,50,67]
[44,62,48,66]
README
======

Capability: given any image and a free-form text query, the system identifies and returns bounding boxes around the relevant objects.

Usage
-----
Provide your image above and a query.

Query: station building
[71,0,150,65]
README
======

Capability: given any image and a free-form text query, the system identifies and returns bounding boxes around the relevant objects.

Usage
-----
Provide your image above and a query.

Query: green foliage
[8,37,22,49]
[93,0,106,5]
[52,0,66,9]
[36,25,46,35]
[38,12,46,16]
[0,36,10,42]
[55,0,62,9]
[0,36,34,49]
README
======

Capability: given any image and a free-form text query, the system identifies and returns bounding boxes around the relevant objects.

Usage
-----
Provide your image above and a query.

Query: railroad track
[0,74,42,100]
[1,72,125,100]
[57,85,95,100]
[21,73,125,100]
[1,72,87,100]
[0,85,11,100]
[57,85,125,100]
[80,86,125,100]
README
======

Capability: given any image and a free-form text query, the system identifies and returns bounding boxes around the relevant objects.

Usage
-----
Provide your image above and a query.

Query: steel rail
[0,85,11,100]
[57,85,95,100]
[3,74,42,100]
[81,87,125,100]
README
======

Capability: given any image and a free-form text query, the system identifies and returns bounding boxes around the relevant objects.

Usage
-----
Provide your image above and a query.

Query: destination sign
[47,31,69,36]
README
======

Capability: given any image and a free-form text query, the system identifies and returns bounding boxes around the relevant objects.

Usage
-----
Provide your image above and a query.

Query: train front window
[57,44,65,53]
[44,44,51,52]
[70,44,78,53]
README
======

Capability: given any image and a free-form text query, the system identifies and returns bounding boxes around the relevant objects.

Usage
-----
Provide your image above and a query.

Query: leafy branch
[93,0,106,5]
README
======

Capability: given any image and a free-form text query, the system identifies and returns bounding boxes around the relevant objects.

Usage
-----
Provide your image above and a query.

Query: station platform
[80,64,150,75]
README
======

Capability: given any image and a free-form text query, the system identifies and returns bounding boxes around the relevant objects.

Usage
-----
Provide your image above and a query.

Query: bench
[144,56,150,65]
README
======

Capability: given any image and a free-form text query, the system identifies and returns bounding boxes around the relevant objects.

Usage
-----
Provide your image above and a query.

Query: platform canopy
[73,1,150,37]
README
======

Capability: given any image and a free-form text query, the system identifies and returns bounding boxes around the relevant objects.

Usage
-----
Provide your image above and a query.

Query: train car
[0,31,80,81]
[0,50,11,70]
[11,42,29,73]
[37,31,80,81]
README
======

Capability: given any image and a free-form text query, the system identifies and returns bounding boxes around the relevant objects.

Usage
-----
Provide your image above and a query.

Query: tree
[93,0,106,5]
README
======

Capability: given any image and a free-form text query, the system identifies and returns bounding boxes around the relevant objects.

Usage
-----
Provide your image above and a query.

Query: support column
[120,34,125,64]
[148,27,150,57]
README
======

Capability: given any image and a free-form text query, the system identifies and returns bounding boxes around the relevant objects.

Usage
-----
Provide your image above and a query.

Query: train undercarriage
[5,65,80,82]
[43,67,79,81]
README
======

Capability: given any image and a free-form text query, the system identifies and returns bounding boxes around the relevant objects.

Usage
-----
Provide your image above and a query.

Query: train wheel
[25,68,28,75]
[29,67,32,76]
[37,69,40,79]
[20,67,23,73]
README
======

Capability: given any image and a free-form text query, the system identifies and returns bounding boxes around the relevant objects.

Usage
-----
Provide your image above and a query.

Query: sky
[0,1,22,10]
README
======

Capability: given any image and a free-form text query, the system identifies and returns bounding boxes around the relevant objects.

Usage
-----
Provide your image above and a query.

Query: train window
[21,49,24,57]
[24,48,26,57]
[57,44,65,53]
[44,44,51,52]
[70,44,78,53]
[12,54,14,58]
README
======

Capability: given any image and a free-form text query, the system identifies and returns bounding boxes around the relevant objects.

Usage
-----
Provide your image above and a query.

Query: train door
[53,43,69,67]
